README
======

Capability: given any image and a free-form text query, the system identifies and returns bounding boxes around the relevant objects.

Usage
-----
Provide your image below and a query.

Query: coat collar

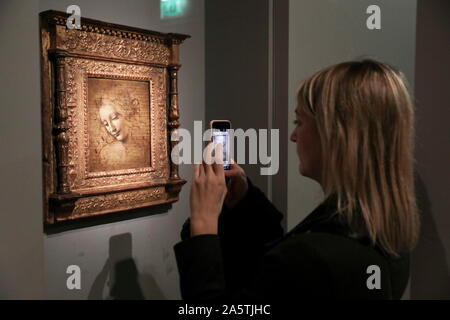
[287,193,372,246]
[288,193,341,235]
[264,193,375,252]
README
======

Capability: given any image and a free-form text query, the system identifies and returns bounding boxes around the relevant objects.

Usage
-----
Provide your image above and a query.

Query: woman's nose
[290,129,297,143]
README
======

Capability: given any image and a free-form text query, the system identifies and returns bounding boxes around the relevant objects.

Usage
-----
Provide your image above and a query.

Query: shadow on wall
[88,233,166,300]
[411,173,450,299]
[45,204,172,235]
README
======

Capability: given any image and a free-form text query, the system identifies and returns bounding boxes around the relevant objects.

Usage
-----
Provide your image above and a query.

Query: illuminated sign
[161,0,189,19]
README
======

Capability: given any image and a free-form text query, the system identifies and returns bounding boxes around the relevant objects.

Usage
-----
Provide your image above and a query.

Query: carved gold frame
[40,11,189,227]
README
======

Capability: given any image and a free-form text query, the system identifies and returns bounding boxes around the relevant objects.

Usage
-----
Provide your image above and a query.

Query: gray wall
[0,0,45,299]
[205,0,290,223]
[411,0,450,300]
[205,0,270,194]
[0,0,204,299]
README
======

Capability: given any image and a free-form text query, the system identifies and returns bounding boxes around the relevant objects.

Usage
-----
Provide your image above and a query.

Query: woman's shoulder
[265,232,409,299]
[272,232,407,266]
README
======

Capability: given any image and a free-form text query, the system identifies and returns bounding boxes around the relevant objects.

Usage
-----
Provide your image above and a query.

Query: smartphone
[210,120,231,170]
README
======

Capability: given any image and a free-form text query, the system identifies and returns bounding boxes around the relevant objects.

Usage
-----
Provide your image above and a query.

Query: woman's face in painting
[99,103,129,142]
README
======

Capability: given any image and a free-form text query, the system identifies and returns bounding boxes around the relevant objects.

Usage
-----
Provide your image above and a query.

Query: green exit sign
[161,0,189,19]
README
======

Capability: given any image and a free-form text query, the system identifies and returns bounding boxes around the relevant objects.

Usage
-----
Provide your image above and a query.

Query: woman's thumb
[224,158,237,174]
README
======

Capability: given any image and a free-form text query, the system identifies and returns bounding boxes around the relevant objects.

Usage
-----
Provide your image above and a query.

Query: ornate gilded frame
[40,11,189,227]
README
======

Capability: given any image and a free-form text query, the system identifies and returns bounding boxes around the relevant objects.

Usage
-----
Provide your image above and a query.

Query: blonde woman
[174,59,420,300]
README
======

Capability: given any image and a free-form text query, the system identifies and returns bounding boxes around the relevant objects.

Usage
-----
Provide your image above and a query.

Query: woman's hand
[190,143,227,236]
[224,161,249,209]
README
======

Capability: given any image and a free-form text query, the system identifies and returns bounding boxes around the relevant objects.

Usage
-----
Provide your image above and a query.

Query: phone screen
[211,121,231,170]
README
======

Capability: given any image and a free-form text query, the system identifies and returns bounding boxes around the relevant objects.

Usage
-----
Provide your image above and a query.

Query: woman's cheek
[299,131,311,164]
[295,129,303,152]
[113,118,122,131]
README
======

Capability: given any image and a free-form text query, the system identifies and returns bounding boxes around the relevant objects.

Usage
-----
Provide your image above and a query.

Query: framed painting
[40,10,189,227]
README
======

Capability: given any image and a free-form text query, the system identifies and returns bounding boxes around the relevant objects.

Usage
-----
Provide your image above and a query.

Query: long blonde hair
[297,59,420,257]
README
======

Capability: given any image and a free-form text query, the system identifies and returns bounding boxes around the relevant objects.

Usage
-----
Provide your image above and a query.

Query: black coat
[174,180,410,300]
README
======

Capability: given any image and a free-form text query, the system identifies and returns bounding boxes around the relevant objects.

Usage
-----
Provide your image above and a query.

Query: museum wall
[411,0,450,300]
[0,0,45,299]
[205,0,270,195]
[287,0,418,298]
[205,0,288,226]
[0,0,205,299]
[205,0,290,228]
